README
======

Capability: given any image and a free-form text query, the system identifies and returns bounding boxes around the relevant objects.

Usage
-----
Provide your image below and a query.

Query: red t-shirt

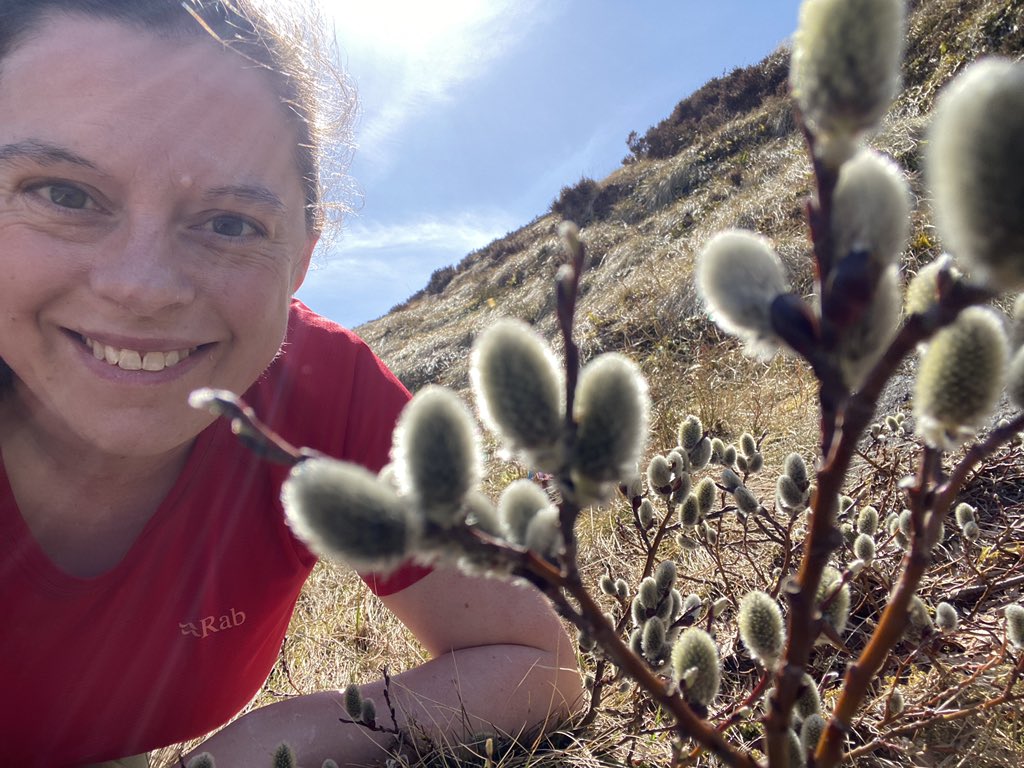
[0,301,430,766]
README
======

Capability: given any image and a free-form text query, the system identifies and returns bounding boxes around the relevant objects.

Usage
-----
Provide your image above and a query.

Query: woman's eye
[207,215,262,238]
[34,182,93,210]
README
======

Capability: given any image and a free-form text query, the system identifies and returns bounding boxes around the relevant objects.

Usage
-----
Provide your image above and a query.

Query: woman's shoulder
[279,300,403,387]
[246,300,410,469]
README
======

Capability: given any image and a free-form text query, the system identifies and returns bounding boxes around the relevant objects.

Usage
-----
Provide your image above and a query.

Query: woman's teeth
[83,336,194,371]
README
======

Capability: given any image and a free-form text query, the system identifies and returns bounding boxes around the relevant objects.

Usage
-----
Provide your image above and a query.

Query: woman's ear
[291,235,318,294]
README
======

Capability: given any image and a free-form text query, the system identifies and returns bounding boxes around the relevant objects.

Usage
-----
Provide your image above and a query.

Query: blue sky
[297,1,805,329]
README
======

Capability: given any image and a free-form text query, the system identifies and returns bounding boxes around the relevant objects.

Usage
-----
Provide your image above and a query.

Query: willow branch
[815,414,1024,767]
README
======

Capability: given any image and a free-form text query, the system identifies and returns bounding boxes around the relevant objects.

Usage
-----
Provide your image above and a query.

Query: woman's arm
[191,567,584,767]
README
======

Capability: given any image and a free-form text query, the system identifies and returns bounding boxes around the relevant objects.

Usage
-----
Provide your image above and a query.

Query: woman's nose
[89,218,196,315]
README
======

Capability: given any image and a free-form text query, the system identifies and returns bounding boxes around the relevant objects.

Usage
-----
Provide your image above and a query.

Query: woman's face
[0,15,315,457]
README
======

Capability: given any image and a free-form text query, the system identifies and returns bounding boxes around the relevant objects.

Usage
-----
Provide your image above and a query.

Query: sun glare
[325,0,491,58]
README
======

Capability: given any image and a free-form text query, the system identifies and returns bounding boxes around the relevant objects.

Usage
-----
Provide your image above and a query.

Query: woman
[0,1,582,765]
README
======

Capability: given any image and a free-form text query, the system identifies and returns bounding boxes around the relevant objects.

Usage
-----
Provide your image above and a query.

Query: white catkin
[470,319,564,470]
[831,148,911,269]
[391,386,482,526]
[838,265,902,389]
[914,307,1008,450]
[790,0,904,157]
[697,230,790,357]
[927,58,1024,290]
[905,255,961,317]
[498,479,553,545]
[282,458,418,573]
[572,353,650,500]
[671,628,721,707]
[737,591,785,667]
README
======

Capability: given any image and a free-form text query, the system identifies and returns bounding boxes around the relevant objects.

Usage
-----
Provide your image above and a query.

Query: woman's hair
[0,0,355,235]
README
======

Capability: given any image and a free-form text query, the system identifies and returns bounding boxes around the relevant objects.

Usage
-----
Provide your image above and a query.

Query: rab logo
[180,608,246,639]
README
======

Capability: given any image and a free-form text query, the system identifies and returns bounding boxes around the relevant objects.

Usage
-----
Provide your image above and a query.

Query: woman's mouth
[80,334,198,372]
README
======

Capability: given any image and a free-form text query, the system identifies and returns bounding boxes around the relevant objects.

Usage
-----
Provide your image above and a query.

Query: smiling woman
[0,1,581,766]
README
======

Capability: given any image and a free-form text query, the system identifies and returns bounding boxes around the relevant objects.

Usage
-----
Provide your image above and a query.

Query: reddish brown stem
[814,413,1024,767]
[526,554,759,768]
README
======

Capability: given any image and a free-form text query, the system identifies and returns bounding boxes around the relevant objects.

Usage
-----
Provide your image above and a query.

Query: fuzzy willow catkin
[695,476,718,518]
[723,444,738,467]
[737,590,785,668]
[688,437,713,471]
[734,484,760,516]
[671,627,721,707]
[777,474,805,511]
[838,265,902,389]
[571,353,650,499]
[831,149,911,269]
[1006,604,1024,649]
[680,494,701,527]
[272,743,296,768]
[392,386,482,526]
[524,506,563,558]
[464,490,502,537]
[343,682,363,719]
[935,602,959,632]
[654,559,677,595]
[905,255,961,316]
[678,415,704,451]
[470,319,564,469]
[697,230,791,356]
[955,502,976,527]
[854,532,876,563]
[498,479,553,545]
[667,450,688,476]
[927,58,1024,290]
[787,728,806,768]
[647,454,673,492]
[816,566,851,637]
[641,616,668,662]
[790,0,904,160]
[784,452,810,490]
[889,687,905,715]
[795,673,822,720]
[962,519,981,542]
[914,306,1008,450]
[282,458,416,572]
[1008,346,1024,409]
[857,505,879,535]
[801,714,826,755]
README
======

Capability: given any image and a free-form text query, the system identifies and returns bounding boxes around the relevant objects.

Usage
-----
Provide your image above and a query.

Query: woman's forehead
[0,14,305,200]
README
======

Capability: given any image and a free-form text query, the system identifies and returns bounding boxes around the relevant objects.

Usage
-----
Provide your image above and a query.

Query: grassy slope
[357,0,1021,446]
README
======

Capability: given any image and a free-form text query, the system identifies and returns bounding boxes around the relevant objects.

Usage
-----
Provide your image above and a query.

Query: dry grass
[154,433,1024,768]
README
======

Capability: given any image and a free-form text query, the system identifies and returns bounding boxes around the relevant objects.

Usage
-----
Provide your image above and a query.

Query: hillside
[357,0,1023,446]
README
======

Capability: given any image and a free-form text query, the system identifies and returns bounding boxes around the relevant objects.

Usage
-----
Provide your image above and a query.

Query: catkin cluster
[627,561,694,671]
[698,0,910,392]
[280,238,651,574]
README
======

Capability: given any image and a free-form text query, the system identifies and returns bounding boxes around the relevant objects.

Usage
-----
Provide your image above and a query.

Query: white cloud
[336,210,517,253]
[297,209,518,326]
[324,0,553,169]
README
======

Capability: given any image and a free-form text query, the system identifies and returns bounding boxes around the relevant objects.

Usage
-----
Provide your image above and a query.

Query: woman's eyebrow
[0,141,288,213]
[0,139,99,169]
[203,184,287,214]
